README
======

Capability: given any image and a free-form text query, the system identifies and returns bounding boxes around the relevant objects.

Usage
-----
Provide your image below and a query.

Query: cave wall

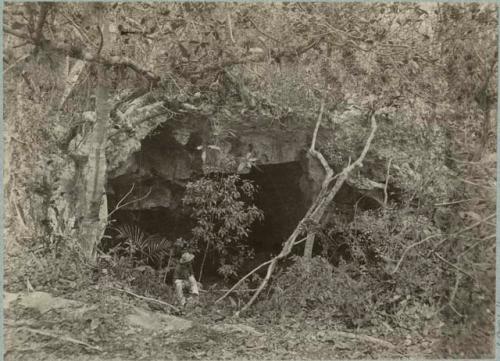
[106,116,385,252]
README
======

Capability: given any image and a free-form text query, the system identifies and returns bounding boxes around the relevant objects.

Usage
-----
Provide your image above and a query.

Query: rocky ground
[5,281,475,361]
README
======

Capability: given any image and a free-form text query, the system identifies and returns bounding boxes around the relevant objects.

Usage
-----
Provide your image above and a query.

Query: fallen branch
[111,287,180,312]
[18,327,101,351]
[326,330,396,349]
[215,236,308,305]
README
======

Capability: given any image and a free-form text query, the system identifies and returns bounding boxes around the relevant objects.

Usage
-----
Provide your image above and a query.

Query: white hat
[180,252,195,264]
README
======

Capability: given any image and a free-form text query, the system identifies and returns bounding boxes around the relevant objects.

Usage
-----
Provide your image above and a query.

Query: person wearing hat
[173,252,199,307]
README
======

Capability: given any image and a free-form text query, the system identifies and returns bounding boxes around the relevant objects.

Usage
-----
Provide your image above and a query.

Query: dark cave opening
[242,162,308,255]
[105,155,383,283]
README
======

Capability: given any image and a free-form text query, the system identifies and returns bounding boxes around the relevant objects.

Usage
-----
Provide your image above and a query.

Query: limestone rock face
[107,125,312,212]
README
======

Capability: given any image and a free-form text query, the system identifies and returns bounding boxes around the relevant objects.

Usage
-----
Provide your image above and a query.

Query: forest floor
[5,278,489,361]
[4,241,495,360]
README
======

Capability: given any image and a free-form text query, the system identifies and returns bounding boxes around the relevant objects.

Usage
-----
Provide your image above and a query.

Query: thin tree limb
[434,198,478,206]
[310,100,325,152]
[107,187,152,218]
[433,252,473,279]
[227,14,235,44]
[390,234,439,275]
[110,287,180,312]
[241,111,377,312]
[111,183,135,212]
[248,17,280,44]
[457,233,496,257]
[4,25,160,83]
[17,327,101,351]
[383,158,392,206]
[215,236,307,305]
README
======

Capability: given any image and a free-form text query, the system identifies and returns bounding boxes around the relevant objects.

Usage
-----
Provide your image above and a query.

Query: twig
[17,327,101,351]
[457,177,495,189]
[110,287,180,312]
[3,54,32,74]
[215,236,307,304]
[215,259,274,304]
[9,135,29,146]
[433,213,495,250]
[433,252,473,279]
[434,199,478,206]
[383,158,392,206]
[110,183,135,213]
[390,234,440,274]
[96,24,104,56]
[309,100,334,187]
[108,186,153,218]
[227,14,235,44]
[310,100,324,152]
[213,288,258,293]
[457,233,496,258]
[248,17,280,44]
[452,213,495,236]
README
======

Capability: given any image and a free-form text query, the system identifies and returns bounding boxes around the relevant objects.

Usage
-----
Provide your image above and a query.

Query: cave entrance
[242,161,308,256]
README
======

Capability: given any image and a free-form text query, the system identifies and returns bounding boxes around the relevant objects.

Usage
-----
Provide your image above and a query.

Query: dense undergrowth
[4,3,496,359]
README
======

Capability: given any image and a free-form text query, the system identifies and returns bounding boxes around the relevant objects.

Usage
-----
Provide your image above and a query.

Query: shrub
[182,174,263,280]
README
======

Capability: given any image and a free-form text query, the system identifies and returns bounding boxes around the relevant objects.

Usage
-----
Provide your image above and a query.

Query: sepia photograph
[3,2,497,360]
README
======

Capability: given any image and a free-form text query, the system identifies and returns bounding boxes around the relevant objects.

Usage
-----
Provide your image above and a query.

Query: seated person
[173,252,199,307]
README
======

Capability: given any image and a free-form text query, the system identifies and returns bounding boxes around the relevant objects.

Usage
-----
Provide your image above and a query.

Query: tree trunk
[76,10,112,261]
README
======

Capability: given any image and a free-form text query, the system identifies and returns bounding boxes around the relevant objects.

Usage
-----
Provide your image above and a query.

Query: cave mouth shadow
[104,161,311,282]
[104,158,383,284]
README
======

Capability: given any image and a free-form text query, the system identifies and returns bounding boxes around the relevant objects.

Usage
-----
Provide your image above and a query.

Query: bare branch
[96,24,104,56]
[310,100,324,152]
[390,234,440,275]
[107,186,152,218]
[216,236,307,305]
[4,25,160,84]
[248,17,280,44]
[227,14,235,44]
[241,111,378,312]
[110,287,180,312]
[383,158,392,206]
[17,327,101,351]
[433,252,473,279]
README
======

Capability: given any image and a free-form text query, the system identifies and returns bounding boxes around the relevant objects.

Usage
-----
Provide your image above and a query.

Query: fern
[113,224,172,265]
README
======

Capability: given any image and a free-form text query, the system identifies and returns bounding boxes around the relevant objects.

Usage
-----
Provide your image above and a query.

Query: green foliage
[182,175,263,279]
[112,224,173,265]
